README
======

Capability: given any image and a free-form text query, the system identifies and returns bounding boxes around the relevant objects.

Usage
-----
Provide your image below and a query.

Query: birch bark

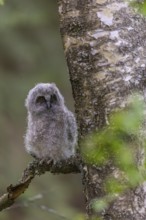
[58,0,146,219]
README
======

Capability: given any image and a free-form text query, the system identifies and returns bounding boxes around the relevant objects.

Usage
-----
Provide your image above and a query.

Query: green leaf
[106,178,127,194]
[92,198,108,212]
[130,0,146,16]
[0,0,4,5]
[82,96,145,200]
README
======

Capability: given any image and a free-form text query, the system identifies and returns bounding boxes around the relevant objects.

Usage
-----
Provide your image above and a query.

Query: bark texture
[58,0,146,219]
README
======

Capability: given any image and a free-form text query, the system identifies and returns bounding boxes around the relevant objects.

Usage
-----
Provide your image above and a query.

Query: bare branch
[0,156,81,212]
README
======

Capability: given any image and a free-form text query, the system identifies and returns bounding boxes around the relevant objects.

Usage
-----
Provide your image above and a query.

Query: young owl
[24,83,77,162]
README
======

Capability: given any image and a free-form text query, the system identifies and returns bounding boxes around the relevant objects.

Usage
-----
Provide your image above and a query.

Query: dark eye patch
[36,96,47,104]
[50,94,57,104]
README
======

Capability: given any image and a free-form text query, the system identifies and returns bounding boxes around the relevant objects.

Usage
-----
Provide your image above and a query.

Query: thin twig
[0,156,81,212]
[7,195,70,220]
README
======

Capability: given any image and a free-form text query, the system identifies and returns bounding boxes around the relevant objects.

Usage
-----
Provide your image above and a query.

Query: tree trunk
[57,0,146,219]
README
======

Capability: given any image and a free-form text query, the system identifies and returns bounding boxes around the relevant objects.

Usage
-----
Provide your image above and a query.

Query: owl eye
[36,96,47,104]
[50,94,57,104]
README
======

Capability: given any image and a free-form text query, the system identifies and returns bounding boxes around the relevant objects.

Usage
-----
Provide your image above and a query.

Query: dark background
[0,1,84,219]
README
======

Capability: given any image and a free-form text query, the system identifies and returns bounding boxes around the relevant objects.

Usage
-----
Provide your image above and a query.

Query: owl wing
[66,110,78,150]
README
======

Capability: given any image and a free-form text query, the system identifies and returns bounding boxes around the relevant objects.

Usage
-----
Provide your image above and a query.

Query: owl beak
[46,101,51,109]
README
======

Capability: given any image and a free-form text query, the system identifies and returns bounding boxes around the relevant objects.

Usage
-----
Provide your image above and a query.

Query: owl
[24,83,77,162]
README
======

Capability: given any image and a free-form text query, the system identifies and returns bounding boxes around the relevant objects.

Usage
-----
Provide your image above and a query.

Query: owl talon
[39,157,53,166]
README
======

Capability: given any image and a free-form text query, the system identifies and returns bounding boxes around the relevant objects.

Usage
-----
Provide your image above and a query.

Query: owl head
[25,83,65,114]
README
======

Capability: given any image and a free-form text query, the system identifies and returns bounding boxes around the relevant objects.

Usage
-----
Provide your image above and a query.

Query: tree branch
[0,156,81,212]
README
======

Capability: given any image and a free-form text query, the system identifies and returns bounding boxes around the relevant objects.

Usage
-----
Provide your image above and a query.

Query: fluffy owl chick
[24,83,77,162]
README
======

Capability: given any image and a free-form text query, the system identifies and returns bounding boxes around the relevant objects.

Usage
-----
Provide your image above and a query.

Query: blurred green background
[0,1,84,219]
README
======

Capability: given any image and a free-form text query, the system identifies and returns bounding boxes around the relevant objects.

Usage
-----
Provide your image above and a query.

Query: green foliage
[0,0,4,5]
[82,97,146,211]
[129,0,146,15]
[92,198,108,211]
[72,213,86,220]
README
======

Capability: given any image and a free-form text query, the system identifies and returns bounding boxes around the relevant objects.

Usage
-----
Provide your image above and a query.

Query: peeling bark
[58,0,146,219]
